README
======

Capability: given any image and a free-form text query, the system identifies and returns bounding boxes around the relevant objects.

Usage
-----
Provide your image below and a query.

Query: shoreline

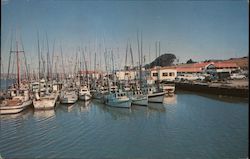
[175,80,249,98]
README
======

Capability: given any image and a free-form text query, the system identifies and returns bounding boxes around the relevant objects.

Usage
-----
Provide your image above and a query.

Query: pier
[175,79,249,98]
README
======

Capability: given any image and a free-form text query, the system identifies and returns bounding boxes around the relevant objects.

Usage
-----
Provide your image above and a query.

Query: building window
[169,72,175,76]
[162,73,168,76]
[152,73,158,76]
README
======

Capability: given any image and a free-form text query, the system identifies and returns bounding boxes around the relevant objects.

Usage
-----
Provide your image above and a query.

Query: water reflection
[148,102,166,112]
[77,100,92,112]
[163,94,177,105]
[33,109,55,119]
[0,107,33,120]
[0,92,248,159]
[101,105,132,120]
[176,90,248,103]
[60,103,76,112]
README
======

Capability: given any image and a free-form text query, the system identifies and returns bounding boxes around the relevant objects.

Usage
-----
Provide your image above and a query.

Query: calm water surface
[0,92,248,159]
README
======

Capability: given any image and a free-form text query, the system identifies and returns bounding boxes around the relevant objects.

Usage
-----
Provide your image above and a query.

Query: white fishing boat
[0,37,32,114]
[161,83,175,96]
[33,91,59,110]
[146,86,165,103]
[60,90,78,104]
[79,85,92,101]
[0,89,32,115]
[92,86,109,100]
[103,91,131,108]
[127,90,148,106]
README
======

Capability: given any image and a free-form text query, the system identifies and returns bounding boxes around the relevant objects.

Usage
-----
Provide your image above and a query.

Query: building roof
[176,67,202,73]
[79,70,102,74]
[213,62,238,68]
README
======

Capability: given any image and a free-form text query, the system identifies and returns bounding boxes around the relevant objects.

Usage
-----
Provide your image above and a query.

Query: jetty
[175,79,248,98]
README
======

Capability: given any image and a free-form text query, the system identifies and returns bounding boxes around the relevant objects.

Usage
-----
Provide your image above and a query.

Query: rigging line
[20,34,30,82]
[60,45,66,79]
[6,30,13,89]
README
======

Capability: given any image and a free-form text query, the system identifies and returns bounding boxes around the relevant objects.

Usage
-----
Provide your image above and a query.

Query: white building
[150,67,177,82]
[116,70,137,81]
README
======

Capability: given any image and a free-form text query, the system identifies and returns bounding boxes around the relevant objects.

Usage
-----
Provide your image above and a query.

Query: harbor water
[0,92,248,158]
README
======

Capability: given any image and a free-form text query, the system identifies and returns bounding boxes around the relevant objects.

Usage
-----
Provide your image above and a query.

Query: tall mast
[155,41,158,61]
[37,32,41,93]
[16,40,20,89]
[129,42,134,69]
[125,41,128,69]
[140,32,143,88]
[20,35,29,82]
[94,52,96,80]
[159,41,161,57]
[51,39,55,80]
[6,31,13,89]
[46,33,50,81]
[60,45,66,80]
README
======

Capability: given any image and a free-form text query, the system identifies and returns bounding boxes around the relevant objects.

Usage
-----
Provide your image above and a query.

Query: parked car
[230,73,246,80]
[176,74,200,81]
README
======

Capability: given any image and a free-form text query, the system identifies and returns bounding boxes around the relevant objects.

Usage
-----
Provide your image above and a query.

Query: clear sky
[1,0,249,73]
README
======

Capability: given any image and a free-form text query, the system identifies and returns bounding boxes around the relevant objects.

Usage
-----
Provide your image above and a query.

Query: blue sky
[1,0,249,72]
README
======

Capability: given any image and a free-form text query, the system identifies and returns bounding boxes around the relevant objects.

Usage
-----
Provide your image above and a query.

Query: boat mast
[137,30,142,89]
[129,42,134,69]
[125,41,128,69]
[16,40,21,90]
[46,33,50,81]
[60,45,66,80]
[6,31,13,90]
[37,31,41,94]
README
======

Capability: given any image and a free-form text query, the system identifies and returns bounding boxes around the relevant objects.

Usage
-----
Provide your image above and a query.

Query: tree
[186,59,196,64]
[145,53,176,69]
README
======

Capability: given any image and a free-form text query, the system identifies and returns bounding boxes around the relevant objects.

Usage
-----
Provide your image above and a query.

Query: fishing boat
[33,33,59,110]
[0,89,32,115]
[92,86,109,100]
[60,88,78,104]
[0,34,32,114]
[130,90,148,106]
[33,91,59,109]
[161,83,175,96]
[146,86,165,103]
[79,85,92,101]
[103,91,132,108]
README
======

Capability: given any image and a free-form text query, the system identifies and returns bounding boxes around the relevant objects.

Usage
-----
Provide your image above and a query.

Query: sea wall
[175,82,249,98]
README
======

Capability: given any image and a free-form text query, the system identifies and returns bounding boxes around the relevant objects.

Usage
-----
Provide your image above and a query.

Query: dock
[175,79,249,98]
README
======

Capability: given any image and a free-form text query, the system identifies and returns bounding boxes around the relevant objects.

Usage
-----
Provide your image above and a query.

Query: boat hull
[60,98,78,104]
[33,98,57,110]
[106,100,132,108]
[0,100,32,115]
[79,93,91,101]
[148,92,165,103]
[131,96,148,106]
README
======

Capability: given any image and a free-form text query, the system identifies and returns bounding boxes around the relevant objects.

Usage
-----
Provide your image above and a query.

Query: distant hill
[145,53,176,69]
[202,56,248,70]
[225,56,249,70]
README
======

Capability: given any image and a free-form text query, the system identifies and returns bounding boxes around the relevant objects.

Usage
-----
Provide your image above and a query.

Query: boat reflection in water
[163,94,177,105]
[147,102,166,112]
[33,109,55,119]
[78,100,92,112]
[60,103,76,112]
[0,107,33,120]
[100,104,132,120]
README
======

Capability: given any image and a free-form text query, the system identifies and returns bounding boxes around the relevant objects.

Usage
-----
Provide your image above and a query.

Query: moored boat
[0,89,32,115]
[79,85,92,101]
[60,90,78,104]
[103,91,131,108]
